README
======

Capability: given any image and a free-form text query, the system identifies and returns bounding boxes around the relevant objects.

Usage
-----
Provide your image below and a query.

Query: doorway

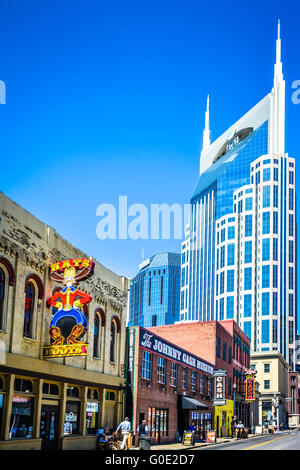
[40,404,59,450]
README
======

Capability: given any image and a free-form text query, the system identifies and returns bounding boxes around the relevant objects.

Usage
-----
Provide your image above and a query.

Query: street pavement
[131,430,299,451]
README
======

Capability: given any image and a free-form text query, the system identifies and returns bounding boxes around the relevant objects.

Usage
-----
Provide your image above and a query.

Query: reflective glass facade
[129,253,181,327]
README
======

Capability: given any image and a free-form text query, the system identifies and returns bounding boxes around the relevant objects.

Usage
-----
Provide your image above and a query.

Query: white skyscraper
[180,22,296,368]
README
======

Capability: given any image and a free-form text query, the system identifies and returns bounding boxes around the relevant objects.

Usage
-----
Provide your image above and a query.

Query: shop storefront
[126,326,214,444]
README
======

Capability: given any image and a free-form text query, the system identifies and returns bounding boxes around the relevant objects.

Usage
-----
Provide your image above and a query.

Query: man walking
[116,417,131,450]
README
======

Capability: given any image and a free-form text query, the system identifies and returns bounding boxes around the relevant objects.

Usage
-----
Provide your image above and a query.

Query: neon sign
[43,258,94,358]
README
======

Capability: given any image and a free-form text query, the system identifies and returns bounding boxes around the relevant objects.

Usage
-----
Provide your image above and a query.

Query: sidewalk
[130,431,287,451]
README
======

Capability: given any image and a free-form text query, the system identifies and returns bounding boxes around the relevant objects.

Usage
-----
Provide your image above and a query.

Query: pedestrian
[236,421,244,438]
[137,419,149,437]
[188,421,195,432]
[137,419,151,450]
[116,417,131,450]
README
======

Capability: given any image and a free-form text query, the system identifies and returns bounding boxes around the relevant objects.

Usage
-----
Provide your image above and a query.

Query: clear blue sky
[0,0,299,311]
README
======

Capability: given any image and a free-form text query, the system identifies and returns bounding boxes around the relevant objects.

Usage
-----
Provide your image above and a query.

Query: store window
[14,378,33,393]
[86,389,99,434]
[64,401,80,435]
[9,395,34,439]
[105,391,115,401]
[148,407,168,439]
[66,386,79,398]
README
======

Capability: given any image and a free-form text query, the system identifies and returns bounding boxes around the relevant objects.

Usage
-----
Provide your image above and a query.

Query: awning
[180,396,208,410]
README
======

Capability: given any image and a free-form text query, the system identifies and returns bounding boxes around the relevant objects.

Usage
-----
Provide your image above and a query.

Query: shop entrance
[40,404,59,450]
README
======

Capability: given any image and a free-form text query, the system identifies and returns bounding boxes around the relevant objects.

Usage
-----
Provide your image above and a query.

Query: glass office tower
[128,252,181,328]
[180,23,296,368]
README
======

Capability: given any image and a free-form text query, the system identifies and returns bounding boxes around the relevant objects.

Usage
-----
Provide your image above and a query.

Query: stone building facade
[0,192,128,450]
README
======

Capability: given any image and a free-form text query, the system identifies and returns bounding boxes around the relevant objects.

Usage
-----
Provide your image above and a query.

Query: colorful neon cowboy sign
[43,258,94,358]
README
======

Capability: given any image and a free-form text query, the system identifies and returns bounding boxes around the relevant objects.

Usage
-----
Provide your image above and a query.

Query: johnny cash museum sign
[139,327,214,376]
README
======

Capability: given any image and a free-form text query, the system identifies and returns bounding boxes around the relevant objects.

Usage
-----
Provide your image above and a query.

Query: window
[244,294,252,317]
[148,277,152,305]
[93,312,103,358]
[262,266,270,288]
[228,226,235,240]
[216,337,221,358]
[289,294,294,315]
[219,298,224,320]
[273,238,278,261]
[273,185,278,207]
[226,296,234,319]
[86,399,99,435]
[222,342,227,361]
[220,272,224,295]
[245,215,252,237]
[221,228,225,242]
[273,265,278,288]
[227,244,235,266]
[182,367,187,390]
[220,246,225,268]
[14,378,33,393]
[157,357,166,384]
[170,362,177,387]
[262,293,269,316]
[263,168,270,182]
[208,378,213,397]
[244,321,251,340]
[228,347,232,364]
[160,276,164,304]
[273,211,278,234]
[105,391,115,401]
[227,270,234,292]
[152,315,157,327]
[245,197,253,211]
[289,321,294,344]
[262,320,270,343]
[10,396,34,439]
[273,320,278,343]
[191,371,197,392]
[262,212,270,234]
[264,380,270,390]
[262,186,270,208]
[289,214,294,237]
[274,167,278,181]
[273,292,278,315]
[110,321,116,363]
[66,386,79,398]
[148,407,168,438]
[244,241,252,263]
[289,267,294,290]
[289,170,294,185]
[24,282,35,338]
[289,240,294,263]
[42,382,59,395]
[244,268,252,290]
[142,351,152,380]
[289,188,294,210]
[64,401,80,435]
[200,374,205,395]
[0,268,5,329]
[264,363,270,373]
[262,239,270,261]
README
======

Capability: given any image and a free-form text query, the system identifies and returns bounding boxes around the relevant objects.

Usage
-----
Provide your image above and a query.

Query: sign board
[182,431,195,446]
[139,327,214,376]
[43,258,94,358]
[206,431,216,443]
[213,370,226,405]
[245,371,256,401]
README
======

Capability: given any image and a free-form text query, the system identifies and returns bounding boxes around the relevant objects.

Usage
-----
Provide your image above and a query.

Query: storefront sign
[139,327,214,376]
[43,259,93,359]
[206,431,216,443]
[43,343,88,358]
[245,370,256,401]
[86,402,99,413]
[182,431,195,446]
[213,370,226,406]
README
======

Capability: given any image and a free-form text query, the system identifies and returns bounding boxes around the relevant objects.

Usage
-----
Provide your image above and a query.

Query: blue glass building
[180,23,296,369]
[128,252,181,328]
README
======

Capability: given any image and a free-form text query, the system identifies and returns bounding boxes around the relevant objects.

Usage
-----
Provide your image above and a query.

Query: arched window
[93,314,100,358]
[0,268,5,329]
[110,321,116,363]
[24,282,35,338]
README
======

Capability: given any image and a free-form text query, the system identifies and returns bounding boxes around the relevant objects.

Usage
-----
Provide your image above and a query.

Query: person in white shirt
[116,417,131,450]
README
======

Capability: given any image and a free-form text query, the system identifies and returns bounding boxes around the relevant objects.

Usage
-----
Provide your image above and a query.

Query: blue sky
[0,1,299,289]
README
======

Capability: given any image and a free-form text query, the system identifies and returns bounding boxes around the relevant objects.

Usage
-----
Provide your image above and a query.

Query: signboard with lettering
[213,370,226,406]
[43,258,94,358]
[139,327,214,376]
[182,431,195,446]
[206,431,216,443]
[245,370,256,402]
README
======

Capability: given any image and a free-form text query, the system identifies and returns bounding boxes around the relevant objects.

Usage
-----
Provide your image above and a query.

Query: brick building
[126,326,214,444]
[149,320,251,436]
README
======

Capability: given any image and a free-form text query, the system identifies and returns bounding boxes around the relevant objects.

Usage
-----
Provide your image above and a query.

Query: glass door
[40,404,59,450]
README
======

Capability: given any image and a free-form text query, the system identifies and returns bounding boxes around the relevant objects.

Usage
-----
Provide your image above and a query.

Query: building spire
[269,19,285,156]
[202,94,211,153]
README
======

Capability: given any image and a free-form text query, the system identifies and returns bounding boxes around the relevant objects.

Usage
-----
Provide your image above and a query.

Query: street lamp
[232,382,237,438]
